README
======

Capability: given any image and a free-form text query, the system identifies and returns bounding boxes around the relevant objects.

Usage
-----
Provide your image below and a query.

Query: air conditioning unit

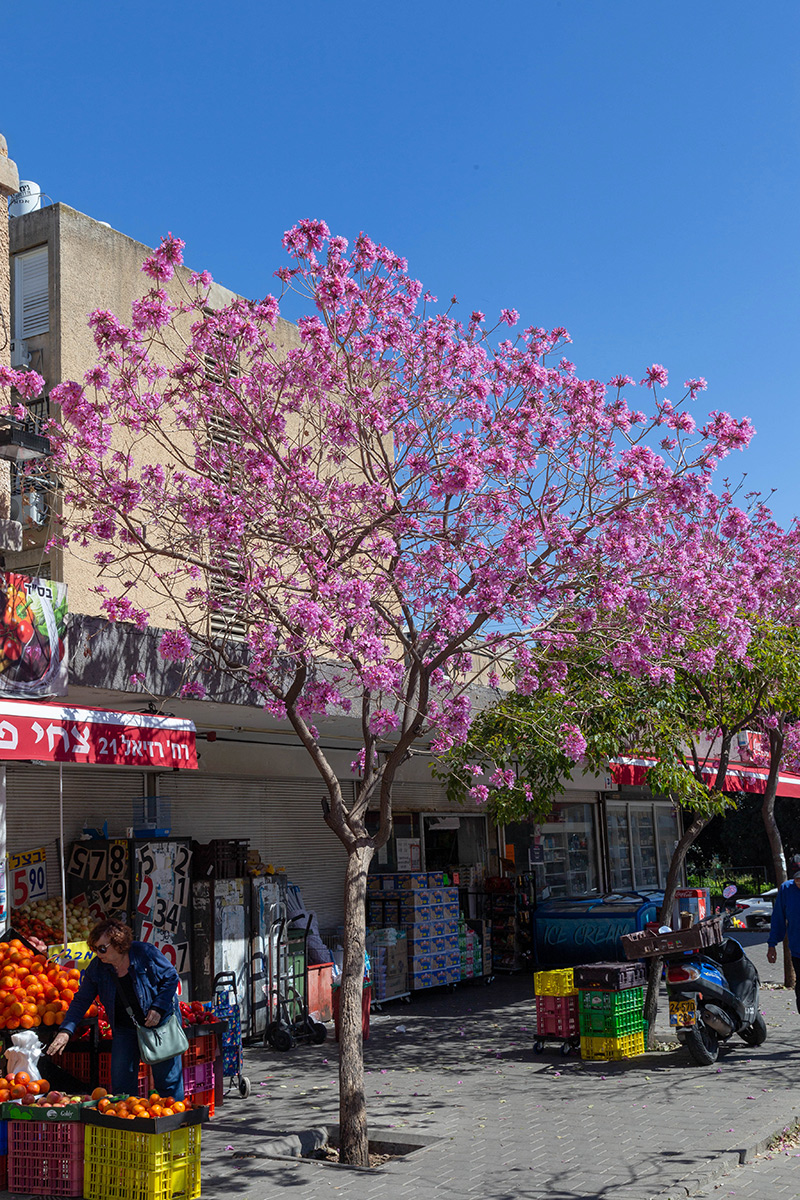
[9,490,47,527]
[9,340,30,368]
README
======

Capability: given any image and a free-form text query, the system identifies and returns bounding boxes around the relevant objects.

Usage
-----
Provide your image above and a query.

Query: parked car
[731,889,776,930]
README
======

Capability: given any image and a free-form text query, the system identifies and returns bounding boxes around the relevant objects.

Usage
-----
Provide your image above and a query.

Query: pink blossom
[641,364,669,389]
[159,629,193,661]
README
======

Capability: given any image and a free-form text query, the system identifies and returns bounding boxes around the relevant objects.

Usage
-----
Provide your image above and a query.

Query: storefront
[502,790,680,900]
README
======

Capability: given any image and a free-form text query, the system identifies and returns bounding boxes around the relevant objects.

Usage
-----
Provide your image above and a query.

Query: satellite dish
[8,182,42,218]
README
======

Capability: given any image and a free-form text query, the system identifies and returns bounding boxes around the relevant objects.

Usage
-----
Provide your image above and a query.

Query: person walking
[766,869,800,1011]
[48,919,184,1099]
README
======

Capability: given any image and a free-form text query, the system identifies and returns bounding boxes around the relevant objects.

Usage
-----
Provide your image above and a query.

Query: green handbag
[116,985,189,1064]
[135,1010,189,1065]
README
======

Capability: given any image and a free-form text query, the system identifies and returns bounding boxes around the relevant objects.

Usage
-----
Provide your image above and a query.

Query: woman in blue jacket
[48,920,184,1099]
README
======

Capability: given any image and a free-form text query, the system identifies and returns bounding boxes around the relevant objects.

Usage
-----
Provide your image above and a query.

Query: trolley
[213,972,251,1097]
[264,916,328,1051]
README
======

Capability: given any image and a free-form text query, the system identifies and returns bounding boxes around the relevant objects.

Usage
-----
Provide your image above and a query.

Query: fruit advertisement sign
[0,573,67,699]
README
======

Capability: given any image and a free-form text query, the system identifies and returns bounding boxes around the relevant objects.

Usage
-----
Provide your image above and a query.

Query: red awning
[0,699,197,769]
[610,756,800,800]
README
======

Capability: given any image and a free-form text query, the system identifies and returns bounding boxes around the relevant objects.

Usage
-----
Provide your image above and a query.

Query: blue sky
[5,1,798,521]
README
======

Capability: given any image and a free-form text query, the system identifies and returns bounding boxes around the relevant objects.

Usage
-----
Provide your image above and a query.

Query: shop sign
[0,574,68,699]
[0,699,197,768]
[8,846,46,908]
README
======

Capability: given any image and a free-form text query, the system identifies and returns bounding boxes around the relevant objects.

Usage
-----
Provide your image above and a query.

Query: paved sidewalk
[199,942,800,1200]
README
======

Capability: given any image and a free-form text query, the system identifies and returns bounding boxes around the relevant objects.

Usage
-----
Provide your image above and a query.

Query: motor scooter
[665,937,766,1065]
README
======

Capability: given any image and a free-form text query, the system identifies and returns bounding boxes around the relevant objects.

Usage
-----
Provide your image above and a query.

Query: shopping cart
[263,916,328,1051]
[213,972,251,1098]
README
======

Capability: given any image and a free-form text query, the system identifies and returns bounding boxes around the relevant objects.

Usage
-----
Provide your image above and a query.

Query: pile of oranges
[0,1072,53,1103]
[93,1089,193,1119]
[0,939,87,1029]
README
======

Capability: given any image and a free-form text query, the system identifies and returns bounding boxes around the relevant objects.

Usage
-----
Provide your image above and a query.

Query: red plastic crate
[183,1061,214,1096]
[98,1051,111,1091]
[193,1087,215,1118]
[536,994,579,1019]
[9,1120,83,1197]
[49,1049,93,1087]
[0,1153,6,1191]
[184,1032,216,1065]
[97,1054,151,1097]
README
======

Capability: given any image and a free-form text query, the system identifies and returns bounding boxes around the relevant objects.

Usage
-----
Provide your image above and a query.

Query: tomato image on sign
[0,573,67,698]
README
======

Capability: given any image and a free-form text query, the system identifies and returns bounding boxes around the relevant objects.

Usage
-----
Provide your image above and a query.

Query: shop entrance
[420,813,488,875]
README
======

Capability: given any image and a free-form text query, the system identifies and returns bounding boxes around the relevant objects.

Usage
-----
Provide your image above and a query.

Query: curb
[649,1116,800,1199]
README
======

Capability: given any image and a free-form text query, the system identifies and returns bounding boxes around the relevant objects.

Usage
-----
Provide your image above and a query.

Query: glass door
[606,806,633,890]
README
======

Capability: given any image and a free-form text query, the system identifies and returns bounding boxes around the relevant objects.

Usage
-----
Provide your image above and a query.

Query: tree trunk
[761,740,794,988]
[337,841,374,1168]
[643,809,714,1045]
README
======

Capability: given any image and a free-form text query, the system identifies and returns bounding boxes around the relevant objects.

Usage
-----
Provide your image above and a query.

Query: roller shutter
[6,765,146,899]
[159,774,351,929]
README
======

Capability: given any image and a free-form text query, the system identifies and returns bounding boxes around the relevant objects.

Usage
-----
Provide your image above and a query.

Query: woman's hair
[88,919,133,953]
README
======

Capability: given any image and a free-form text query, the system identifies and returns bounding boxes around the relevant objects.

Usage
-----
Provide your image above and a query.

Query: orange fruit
[91,1088,107,1101]
[150,1104,163,1117]
[14,1073,30,1086]
[10,1084,26,1099]
[42,1012,55,1026]
[20,1016,34,1029]
[36,1079,49,1094]
[54,1013,64,1025]
[173,1101,186,1113]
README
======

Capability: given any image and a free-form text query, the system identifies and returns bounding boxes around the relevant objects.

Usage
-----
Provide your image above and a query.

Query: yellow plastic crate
[580,1029,646,1061]
[83,1124,201,1200]
[82,1156,200,1200]
[534,968,576,996]
[84,1124,201,1172]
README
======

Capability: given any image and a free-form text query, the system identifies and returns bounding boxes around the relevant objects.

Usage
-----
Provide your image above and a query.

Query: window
[14,246,49,339]
[506,802,600,899]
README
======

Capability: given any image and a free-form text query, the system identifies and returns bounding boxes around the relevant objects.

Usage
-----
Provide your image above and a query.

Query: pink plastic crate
[9,1120,83,1197]
[183,1061,215,1096]
[535,994,579,1037]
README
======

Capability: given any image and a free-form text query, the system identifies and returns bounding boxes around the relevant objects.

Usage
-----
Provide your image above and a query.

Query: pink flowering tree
[23,221,760,1162]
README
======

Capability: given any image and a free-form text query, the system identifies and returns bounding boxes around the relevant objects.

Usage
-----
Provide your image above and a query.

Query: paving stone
[201,939,800,1200]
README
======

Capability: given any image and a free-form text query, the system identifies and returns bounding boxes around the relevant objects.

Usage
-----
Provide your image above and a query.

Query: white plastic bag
[4,1030,43,1081]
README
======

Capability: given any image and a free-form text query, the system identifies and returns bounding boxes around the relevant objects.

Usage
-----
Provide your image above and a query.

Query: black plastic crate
[573,961,647,990]
[192,838,250,879]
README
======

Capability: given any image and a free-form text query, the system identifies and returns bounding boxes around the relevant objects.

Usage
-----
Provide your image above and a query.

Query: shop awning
[0,699,197,769]
[610,756,800,799]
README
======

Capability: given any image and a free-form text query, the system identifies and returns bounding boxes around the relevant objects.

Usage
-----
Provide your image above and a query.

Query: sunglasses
[93,944,110,954]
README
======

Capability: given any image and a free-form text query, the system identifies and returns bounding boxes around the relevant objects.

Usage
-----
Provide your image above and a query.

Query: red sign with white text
[0,700,197,769]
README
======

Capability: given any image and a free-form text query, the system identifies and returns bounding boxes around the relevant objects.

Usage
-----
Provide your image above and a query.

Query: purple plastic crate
[183,1060,215,1095]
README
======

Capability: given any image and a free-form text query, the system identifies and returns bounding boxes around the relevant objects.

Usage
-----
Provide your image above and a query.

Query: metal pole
[59,764,68,949]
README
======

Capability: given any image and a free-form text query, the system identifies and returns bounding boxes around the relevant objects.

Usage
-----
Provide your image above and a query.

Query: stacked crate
[83,1122,201,1200]
[457,916,485,980]
[533,968,579,1041]
[184,1029,217,1115]
[8,1120,84,1198]
[574,961,647,1061]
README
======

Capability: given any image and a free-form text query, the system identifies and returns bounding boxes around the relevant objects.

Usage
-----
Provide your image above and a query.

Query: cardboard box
[397,873,429,890]
[411,953,433,972]
[410,970,434,989]
[427,872,444,886]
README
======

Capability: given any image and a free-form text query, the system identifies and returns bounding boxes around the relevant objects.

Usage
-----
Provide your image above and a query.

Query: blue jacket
[60,941,180,1037]
[768,880,800,957]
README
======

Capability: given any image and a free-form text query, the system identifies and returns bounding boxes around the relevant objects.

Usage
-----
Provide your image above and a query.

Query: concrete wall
[8,203,301,618]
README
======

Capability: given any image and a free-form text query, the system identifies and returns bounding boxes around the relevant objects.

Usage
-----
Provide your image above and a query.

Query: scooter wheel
[239,1076,252,1098]
[684,1025,719,1065]
[739,1012,767,1047]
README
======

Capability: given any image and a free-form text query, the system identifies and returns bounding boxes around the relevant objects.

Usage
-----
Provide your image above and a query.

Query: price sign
[46,941,93,968]
[8,846,47,908]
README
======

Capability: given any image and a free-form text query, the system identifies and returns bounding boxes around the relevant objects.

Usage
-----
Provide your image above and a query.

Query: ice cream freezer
[533,893,661,967]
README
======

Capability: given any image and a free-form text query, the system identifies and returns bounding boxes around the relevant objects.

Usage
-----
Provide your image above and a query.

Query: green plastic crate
[578,986,644,1015]
[579,1008,644,1037]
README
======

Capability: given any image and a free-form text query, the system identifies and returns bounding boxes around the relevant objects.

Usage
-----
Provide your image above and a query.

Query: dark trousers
[792,957,800,1014]
[111,1026,185,1100]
